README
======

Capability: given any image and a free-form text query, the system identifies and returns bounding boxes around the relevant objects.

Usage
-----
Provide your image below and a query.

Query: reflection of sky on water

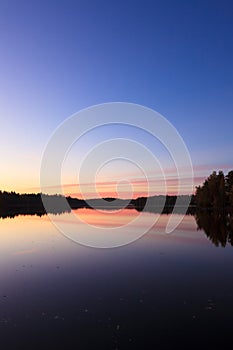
[0,210,232,273]
[0,210,233,348]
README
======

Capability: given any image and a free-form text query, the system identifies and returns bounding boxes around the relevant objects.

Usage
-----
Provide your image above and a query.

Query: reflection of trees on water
[0,209,71,220]
[195,210,233,247]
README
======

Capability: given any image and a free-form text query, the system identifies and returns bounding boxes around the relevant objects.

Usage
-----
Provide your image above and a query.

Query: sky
[0,0,233,198]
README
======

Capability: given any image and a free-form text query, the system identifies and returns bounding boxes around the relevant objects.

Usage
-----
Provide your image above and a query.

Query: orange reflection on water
[0,210,204,254]
[72,208,140,228]
[0,215,61,262]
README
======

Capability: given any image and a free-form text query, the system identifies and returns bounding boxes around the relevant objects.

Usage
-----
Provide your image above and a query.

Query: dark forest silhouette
[195,170,233,209]
[0,191,195,219]
[0,192,73,219]
[1,170,233,246]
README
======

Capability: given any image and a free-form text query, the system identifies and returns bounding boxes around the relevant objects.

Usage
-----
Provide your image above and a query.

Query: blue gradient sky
[0,0,233,195]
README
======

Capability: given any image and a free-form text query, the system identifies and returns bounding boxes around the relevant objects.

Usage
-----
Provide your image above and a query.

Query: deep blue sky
[0,0,233,193]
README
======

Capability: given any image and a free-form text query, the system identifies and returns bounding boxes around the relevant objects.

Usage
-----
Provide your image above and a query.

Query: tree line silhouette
[0,191,196,218]
[0,191,72,218]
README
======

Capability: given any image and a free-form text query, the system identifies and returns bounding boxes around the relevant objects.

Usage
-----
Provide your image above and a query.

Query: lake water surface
[0,209,233,349]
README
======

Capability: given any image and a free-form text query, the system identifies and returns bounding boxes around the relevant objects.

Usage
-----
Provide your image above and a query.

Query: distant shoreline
[1,190,232,219]
[0,191,193,218]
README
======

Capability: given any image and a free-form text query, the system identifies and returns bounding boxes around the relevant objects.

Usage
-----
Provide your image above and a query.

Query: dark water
[0,209,233,349]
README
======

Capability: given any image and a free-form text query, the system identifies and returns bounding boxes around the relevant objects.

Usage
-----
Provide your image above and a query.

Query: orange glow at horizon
[4,162,233,198]
[9,175,205,198]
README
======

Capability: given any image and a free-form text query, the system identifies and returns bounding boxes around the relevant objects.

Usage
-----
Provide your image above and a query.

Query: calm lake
[0,209,233,349]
